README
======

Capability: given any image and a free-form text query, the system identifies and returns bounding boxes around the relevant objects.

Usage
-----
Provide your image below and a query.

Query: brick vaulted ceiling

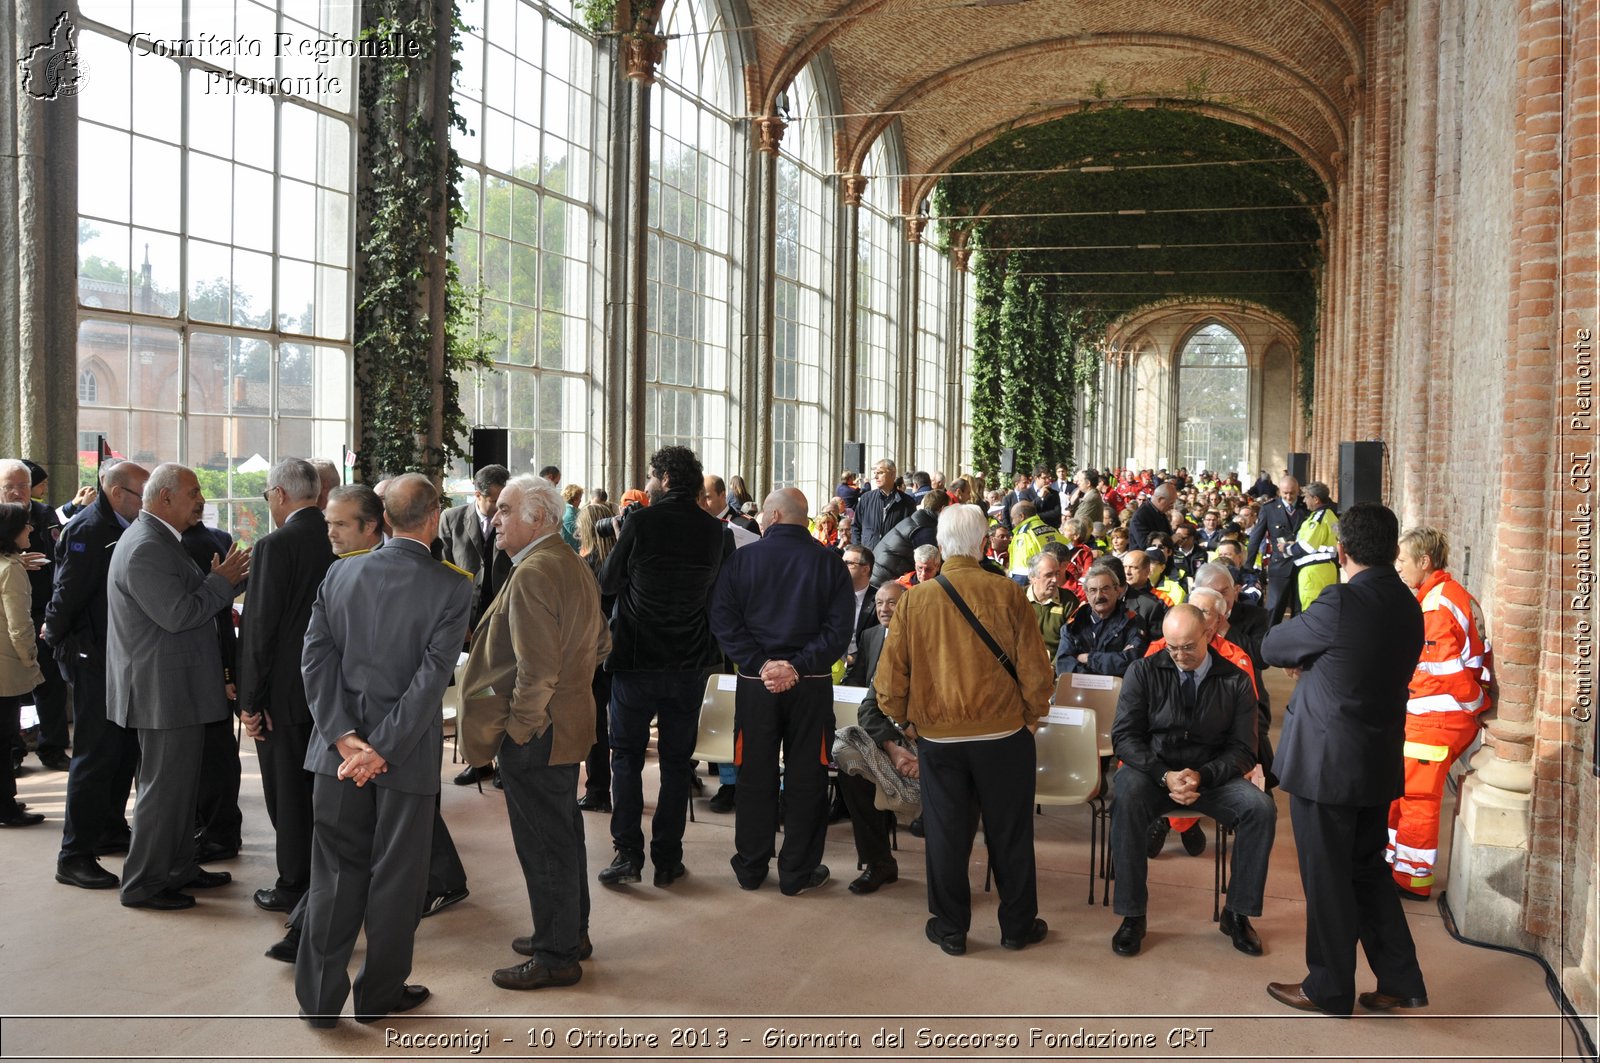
[733,0,1365,211]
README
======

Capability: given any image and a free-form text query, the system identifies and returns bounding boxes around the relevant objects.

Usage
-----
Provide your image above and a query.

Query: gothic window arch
[1176,321,1249,475]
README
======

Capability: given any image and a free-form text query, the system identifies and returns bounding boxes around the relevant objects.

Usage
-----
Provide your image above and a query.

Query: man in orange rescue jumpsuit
[1389,527,1493,899]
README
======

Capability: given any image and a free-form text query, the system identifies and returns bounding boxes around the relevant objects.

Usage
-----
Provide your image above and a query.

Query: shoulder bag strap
[933,574,1020,687]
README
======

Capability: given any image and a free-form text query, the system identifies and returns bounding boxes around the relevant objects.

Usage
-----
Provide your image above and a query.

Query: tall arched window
[1177,322,1248,476]
[774,62,833,500]
[452,0,599,491]
[646,0,738,480]
[913,239,949,471]
[78,369,99,405]
[856,140,899,459]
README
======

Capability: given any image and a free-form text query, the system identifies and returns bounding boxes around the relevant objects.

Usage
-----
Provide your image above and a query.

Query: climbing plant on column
[968,250,1004,475]
[353,0,492,483]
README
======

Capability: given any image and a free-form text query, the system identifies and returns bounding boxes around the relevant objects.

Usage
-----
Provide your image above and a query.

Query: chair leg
[887,810,898,852]
[1212,822,1231,921]
[1086,798,1099,906]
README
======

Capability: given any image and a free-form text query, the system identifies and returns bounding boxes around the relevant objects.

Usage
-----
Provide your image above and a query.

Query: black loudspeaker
[1338,441,1384,507]
[471,427,509,472]
[843,441,865,478]
[999,448,1016,476]
[1287,452,1311,484]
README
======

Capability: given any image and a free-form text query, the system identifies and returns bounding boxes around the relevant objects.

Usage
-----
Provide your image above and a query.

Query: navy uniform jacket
[708,524,854,676]
[238,507,335,726]
[44,491,128,662]
[1261,566,1423,806]
[1246,496,1309,579]
[1054,604,1149,676]
[300,536,471,795]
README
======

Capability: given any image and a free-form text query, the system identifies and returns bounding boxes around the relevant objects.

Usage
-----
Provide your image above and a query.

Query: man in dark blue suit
[1262,502,1429,1016]
[45,460,149,891]
[1246,475,1308,625]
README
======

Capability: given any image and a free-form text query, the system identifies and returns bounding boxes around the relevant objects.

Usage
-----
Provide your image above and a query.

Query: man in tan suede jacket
[460,473,610,993]
[876,503,1052,958]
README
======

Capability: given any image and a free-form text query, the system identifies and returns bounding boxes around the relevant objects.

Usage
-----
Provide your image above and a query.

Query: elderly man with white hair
[876,503,1053,956]
[459,474,611,991]
[709,488,854,896]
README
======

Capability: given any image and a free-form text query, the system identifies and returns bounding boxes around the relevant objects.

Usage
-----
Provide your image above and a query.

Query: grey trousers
[121,725,205,903]
[295,773,432,1019]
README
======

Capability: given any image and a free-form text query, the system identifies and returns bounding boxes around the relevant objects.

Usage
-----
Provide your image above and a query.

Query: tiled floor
[0,672,1587,1061]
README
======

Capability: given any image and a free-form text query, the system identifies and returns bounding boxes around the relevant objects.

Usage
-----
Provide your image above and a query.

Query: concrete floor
[0,671,1584,1062]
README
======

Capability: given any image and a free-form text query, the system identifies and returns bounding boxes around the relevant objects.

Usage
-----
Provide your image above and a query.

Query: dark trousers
[837,771,895,869]
[730,674,832,891]
[426,794,467,896]
[121,724,206,903]
[499,727,589,967]
[258,718,314,894]
[0,694,21,815]
[607,669,702,867]
[1265,568,1299,625]
[1111,766,1276,917]
[59,654,139,858]
[296,773,432,1019]
[195,717,242,849]
[1290,795,1426,1015]
[583,666,611,797]
[917,728,1038,939]
[29,637,70,755]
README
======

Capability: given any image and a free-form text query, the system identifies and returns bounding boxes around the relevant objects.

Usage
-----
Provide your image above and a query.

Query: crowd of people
[0,446,1493,1023]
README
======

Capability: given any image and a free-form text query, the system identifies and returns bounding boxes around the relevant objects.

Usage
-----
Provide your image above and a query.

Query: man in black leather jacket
[596,446,734,888]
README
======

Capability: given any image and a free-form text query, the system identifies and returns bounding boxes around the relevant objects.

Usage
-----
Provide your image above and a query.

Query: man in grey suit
[296,474,472,1028]
[107,464,250,910]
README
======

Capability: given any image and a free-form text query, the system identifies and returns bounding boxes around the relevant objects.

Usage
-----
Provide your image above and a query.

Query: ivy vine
[353,0,492,484]
[937,105,1326,451]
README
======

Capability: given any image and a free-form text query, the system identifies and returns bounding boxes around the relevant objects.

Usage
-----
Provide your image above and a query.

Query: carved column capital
[623,32,666,83]
[951,246,971,272]
[906,216,927,245]
[754,114,786,155]
[842,174,868,207]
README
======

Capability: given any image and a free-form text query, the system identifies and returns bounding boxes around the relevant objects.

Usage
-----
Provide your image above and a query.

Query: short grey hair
[934,503,987,560]
[383,473,439,532]
[142,462,187,506]
[504,473,563,528]
[1027,550,1059,577]
[912,544,941,565]
[0,459,27,481]
[311,459,341,493]
[1193,562,1236,592]
[1189,586,1229,618]
[268,458,321,502]
[1084,560,1125,588]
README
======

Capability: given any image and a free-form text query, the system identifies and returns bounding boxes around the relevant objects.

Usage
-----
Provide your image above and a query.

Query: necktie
[481,515,494,560]
[1181,670,1197,710]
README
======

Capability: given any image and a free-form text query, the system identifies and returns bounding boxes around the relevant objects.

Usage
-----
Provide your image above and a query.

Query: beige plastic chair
[442,651,468,761]
[1052,673,1121,756]
[984,708,1103,897]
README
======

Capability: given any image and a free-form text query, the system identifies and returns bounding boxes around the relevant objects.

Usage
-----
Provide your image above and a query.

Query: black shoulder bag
[933,574,1020,688]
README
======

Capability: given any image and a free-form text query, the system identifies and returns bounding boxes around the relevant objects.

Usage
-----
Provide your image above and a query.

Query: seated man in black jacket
[1054,564,1148,676]
[1108,604,1276,959]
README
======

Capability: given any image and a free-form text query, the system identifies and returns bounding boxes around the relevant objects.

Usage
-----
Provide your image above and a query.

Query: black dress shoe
[597,852,643,885]
[183,869,232,890]
[266,926,301,963]
[38,748,72,772]
[1001,917,1049,951]
[492,959,582,990]
[848,863,899,895]
[122,889,196,911]
[1219,909,1262,955]
[908,815,925,838]
[253,887,303,912]
[653,861,687,887]
[707,784,736,813]
[1112,916,1147,956]
[195,840,239,862]
[1396,884,1430,902]
[0,808,45,827]
[1267,981,1342,1015]
[356,983,429,1023]
[1181,822,1208,856]
[780,865,829,896]
[421,886,469,917]
[1358,989,1428,1011]
[1146,818,1170,859]
[300,1012,337,1029]
[454,763,493,786]
[56,855,119,890]
[924,918,966,956]
[576,791,611,813]
[512,932,593,960]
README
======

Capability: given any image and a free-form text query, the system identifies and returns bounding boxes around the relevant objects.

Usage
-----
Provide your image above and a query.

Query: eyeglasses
[844,559,869,567]
[261,486,281,502]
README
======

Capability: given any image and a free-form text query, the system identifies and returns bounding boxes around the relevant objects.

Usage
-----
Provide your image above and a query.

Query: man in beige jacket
[459,473,610,992]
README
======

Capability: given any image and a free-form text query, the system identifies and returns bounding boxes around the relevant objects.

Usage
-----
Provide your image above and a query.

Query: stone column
[947,245,970,474]
[620,29,665,488]
[839,175,867,448]
[1,1,82,484]
[750,113,784,500]
[900,216,925,467]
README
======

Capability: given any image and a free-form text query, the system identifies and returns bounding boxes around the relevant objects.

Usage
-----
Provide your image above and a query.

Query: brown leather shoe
[492,959,582,991]
[1267,981,1338,1015]
[1358,990,1428,1011]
